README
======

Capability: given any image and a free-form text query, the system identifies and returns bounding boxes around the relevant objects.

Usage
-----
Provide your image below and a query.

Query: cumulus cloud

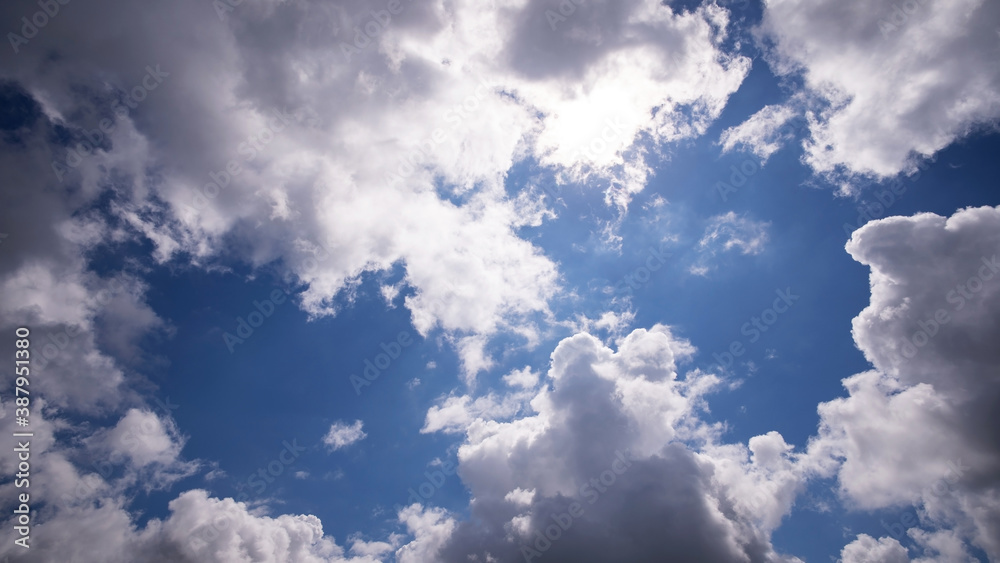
[509,1,751,210]
[754,0,1000,179]
[839,534,911,563]
[0,401,196,561]
[0,401,359,562]
[0,488,381,563]
[417,325,806,562]
[805,206,1000,559]
[394,504,457,563]
[840,528,980,563]
[323,420,368,451]
[501,366,540,389]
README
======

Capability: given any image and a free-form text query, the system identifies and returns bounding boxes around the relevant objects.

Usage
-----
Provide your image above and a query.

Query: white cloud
[699,212,770,256]
[756,0,1000,178]
[158,490,378,563]
[0,0,757,383]
[719,102,800,164]
[409,211,1000,559]
[323,420,367,451]
[0,16,754,551]
[692,212,771,274]
[840,528,980,563]
[349,535,404,560]
[88,408,200,491]
[503,488,535,507]
[501,366,540,389]
[805,206,1000,559]
[0,483,380,562]
[414,324,806,561]
[394,504,457,563]
[452,334,496,384]
[568,309,638,342]
[9,1,1000,561]
[839,534,910,563]
[421,388,535,437]
[515,1,751,210]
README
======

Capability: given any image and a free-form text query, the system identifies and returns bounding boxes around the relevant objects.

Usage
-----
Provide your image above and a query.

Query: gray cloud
[420,326,805,562]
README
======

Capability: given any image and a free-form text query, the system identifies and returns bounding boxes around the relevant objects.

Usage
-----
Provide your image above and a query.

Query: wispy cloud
[322,420,367,452]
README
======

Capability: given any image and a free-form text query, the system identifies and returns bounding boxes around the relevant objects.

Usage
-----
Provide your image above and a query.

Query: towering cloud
[419,325,807,562]
[807,206,1000,560]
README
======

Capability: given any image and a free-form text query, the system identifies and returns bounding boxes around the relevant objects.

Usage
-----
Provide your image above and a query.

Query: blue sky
[2,0,1000,562]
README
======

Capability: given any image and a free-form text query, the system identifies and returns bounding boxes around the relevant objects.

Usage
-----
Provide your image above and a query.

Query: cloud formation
[1,0,998,560]
[806,206,1000,560]
[0,0,758,557]
[746,0,1000,179]
[419,325,806,562]
[323,420,368,451]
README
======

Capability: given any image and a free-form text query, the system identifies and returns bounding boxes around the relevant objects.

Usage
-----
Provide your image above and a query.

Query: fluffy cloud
[18,203,991,563]
[509,1,751,209]
[805,206,1000,559]
[0,0,755,379]
[0,397,364,562]
[409,207,1000,562]
[418,325,806,562]
[87,408,200,491]
[8,0,999,560]
[839,534,911,563]
[157,490,381,563]
[840,529,979,563]
[501,366,541,389]
[0,405,377,563]
[0,0,762,559]
[394,504,457,563]
[749,0,1000,178]
[0,83,167,415]
[323,420,368,451]
[421,389,535,436]
[0,487,381,563]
